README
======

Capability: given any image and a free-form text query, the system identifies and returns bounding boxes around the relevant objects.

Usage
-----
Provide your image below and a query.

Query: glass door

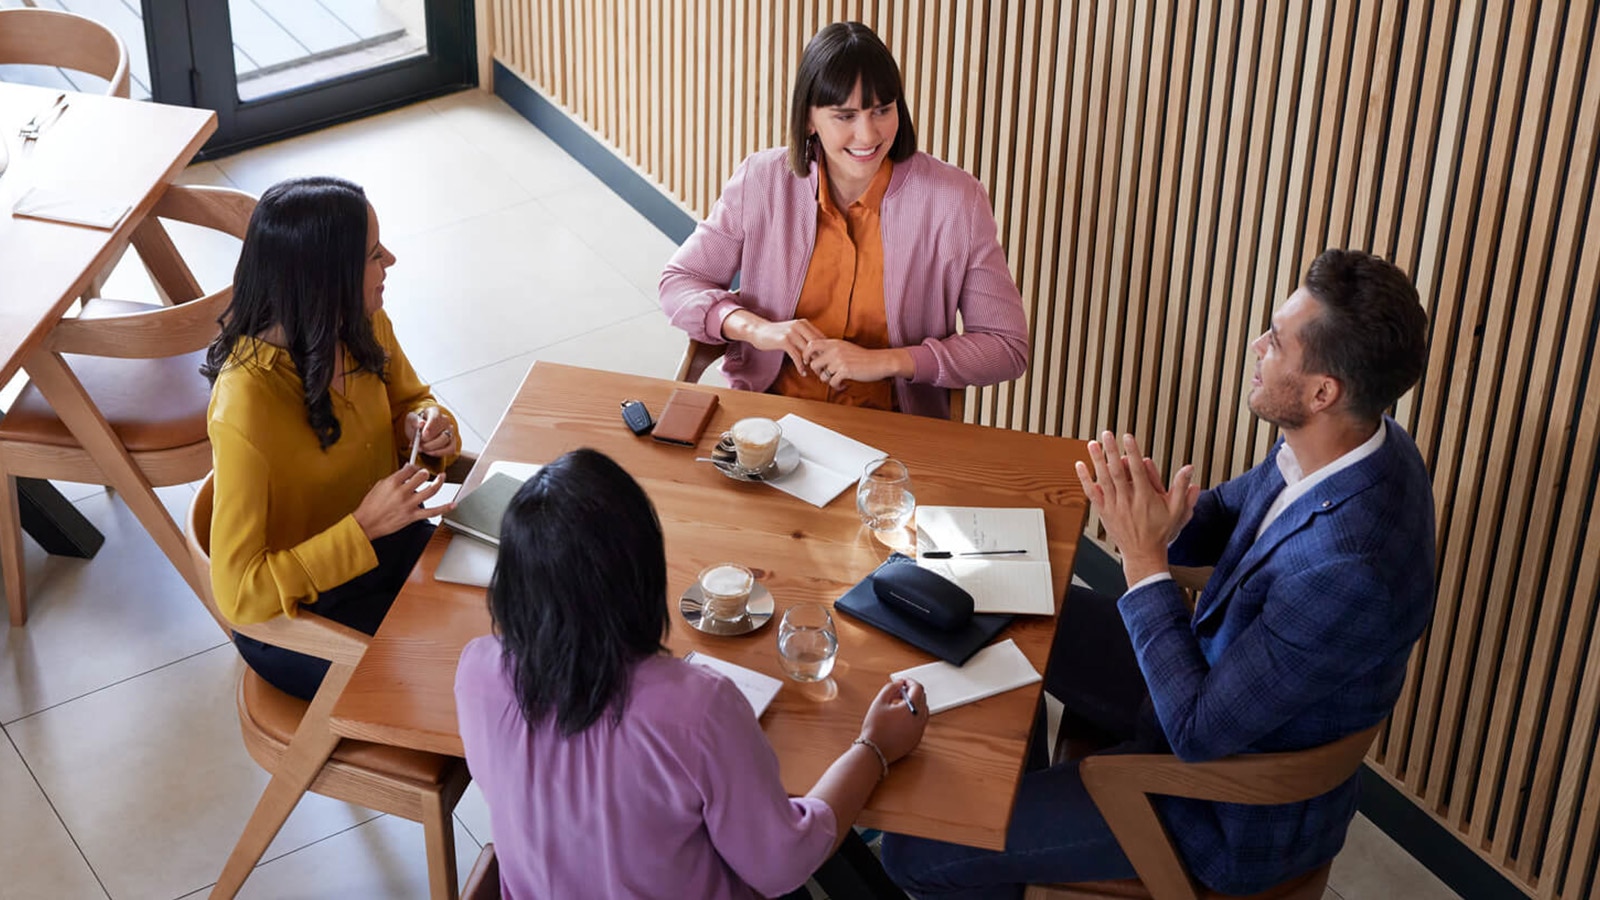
[144,0,476,155]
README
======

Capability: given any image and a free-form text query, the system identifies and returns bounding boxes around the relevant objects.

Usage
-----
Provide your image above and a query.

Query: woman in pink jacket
[659,22,1029,419]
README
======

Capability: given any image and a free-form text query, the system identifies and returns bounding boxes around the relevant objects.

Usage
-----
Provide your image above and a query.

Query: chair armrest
[1079,723,1380,805]
[231,608,370,668]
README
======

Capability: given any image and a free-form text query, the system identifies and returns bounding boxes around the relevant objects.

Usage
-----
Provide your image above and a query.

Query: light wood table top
[329,362,1091,850]
[0,83,215,383]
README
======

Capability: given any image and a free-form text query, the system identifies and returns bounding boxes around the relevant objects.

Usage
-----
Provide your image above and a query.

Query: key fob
[620,399,655,435]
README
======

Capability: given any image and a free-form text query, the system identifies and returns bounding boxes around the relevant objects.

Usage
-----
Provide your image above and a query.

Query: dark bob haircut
[201,176,387,450]
[787,21,917,176]
[1299,249,1430,421]
[488,448,669,736]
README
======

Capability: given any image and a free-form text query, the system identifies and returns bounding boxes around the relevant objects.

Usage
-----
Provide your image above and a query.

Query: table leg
[21,347,206,601]
[18,477,104,558]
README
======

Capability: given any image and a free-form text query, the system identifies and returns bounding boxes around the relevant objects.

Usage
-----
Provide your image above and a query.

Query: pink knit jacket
[659,148,1029,418]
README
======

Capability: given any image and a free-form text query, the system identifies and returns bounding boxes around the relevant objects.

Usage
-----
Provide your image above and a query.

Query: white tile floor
[0,89,1459,899]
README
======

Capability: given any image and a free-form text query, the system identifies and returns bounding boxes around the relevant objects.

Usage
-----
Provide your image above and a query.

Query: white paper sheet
[684,651,783,718]
[891,639,1042,715]
[762,414,886,508]
[916,557,1057,615]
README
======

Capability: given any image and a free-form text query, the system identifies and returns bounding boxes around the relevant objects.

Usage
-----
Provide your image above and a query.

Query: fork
[19,93,68,141]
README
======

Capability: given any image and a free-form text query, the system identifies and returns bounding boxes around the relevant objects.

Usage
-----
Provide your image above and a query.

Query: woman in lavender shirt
[455,449,927,899]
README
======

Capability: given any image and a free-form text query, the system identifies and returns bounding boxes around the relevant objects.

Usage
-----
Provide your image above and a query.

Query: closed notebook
[833,554,1012,666]
[891,638,1042,714]
[440,472,524,545]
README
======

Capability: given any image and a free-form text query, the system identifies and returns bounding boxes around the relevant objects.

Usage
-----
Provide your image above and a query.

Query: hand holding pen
[407,406,456,464]
[858,678,928,774]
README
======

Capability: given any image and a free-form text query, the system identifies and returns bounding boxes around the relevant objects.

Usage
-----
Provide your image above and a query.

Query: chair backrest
[185,473,234,637]
[1078,723,1382,900]
[0,8,130,98]
[45,185,257,360]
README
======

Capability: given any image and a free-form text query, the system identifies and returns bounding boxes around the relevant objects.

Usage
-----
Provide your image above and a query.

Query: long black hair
[201,176,388,450]
[787,21,917,176]
[488,449,669,736]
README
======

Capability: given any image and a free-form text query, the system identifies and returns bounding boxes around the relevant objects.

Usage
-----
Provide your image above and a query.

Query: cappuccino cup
[697,563,755,622]
[729,417,783,472]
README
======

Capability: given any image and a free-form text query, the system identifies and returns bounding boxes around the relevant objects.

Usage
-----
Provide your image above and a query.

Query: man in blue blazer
[883,249,1436,898]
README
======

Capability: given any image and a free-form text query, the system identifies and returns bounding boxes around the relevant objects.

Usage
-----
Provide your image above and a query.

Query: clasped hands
[1074,431,1201,586]
[730,312,910,389]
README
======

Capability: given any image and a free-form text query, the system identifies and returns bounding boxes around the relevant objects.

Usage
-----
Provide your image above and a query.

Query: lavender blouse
[455,638,837,899]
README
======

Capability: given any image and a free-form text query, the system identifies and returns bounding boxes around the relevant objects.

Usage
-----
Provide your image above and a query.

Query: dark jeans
[233,520,435,701]
[880,585,1160,899]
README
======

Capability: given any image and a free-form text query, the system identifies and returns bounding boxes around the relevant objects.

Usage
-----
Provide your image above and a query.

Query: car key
[620,399,655,435]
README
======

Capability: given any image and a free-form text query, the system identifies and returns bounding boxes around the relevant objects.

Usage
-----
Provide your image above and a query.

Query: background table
[0,85,215,578]
[330,362,1092,850]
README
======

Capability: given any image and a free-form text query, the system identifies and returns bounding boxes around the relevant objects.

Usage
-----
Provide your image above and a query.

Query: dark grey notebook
[441,472,524,546]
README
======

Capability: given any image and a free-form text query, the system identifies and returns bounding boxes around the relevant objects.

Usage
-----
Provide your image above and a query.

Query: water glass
[857,457,915,533]
[777,603,838,682]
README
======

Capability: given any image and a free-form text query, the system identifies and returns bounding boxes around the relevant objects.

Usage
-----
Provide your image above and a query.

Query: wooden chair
[674,337,968,422]
[0,7,131,98]
[1025,724,1381,900]
[185,473,472,899]
[461,844,500,900]
[0,184,256,626]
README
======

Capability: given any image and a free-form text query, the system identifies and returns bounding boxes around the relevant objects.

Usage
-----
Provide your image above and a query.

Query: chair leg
[1,469,27,626]
[421,788,461,900]
[211,666,354,899]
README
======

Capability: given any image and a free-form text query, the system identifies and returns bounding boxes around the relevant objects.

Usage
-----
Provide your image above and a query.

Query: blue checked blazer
[1118,417,1436,895]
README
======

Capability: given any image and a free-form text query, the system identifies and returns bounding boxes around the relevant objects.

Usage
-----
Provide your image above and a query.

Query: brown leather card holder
[651,389,720,446]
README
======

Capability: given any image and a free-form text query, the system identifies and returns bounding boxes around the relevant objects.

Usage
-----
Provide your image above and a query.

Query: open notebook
[915,506,1056,615]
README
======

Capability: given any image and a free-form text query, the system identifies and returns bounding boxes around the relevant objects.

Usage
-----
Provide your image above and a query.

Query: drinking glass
[777,603,838,682]
[857,457,915,533]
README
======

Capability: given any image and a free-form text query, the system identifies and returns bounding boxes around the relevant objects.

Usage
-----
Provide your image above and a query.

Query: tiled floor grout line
[171,812,391,900]
[427,306,676,391]
[1,639,230,728]
[3,724,113,900]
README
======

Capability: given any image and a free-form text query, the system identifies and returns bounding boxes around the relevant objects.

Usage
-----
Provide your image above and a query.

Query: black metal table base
[17,477,103,559]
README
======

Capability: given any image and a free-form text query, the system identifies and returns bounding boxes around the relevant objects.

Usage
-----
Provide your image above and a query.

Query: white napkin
[891,639,1042,714]
[763,414,885,507]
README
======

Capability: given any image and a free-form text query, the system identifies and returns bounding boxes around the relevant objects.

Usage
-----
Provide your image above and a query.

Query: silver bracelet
[853,737,889,780]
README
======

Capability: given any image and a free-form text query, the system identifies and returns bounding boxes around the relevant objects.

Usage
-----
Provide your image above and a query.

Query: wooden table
[329,362,1091,850]
[0,84,216,590]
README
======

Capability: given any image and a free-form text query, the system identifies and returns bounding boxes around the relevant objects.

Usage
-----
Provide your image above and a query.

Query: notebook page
[916,506,1049,559]
[891,639,1042,715]
[684,651,783,718]
[763,415,885,507]
[916,557,1056,615]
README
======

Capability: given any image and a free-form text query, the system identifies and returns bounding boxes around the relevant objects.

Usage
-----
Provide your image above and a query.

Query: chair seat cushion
[0,299,211,451]
[239,669,456,785]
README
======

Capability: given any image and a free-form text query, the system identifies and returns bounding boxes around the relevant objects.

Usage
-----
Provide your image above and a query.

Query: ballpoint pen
[409,407,438,465]
[900,683,918,716]
[20,93,68,141]
[920,549,1029,559]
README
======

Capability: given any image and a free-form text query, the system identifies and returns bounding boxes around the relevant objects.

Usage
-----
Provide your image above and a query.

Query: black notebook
[834,555,1012,666]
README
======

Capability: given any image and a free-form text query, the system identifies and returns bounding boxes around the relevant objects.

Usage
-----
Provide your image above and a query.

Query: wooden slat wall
[490,1,1600,895]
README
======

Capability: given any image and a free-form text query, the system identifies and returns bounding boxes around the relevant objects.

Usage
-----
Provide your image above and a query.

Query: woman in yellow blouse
[202,176,460,700]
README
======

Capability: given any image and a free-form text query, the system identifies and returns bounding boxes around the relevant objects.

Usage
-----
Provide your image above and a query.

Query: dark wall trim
[1358,767,1524,900]
[492,62,696,244]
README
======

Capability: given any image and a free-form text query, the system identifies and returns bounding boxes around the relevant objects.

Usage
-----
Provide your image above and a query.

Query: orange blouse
[769,157,896,410]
